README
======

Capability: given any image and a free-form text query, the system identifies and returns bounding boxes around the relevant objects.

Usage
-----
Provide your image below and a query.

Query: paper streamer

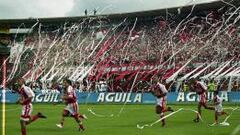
[222,107,239,123]
[137,108,183,129]
[88,108,114,118]
[179,64,204,81]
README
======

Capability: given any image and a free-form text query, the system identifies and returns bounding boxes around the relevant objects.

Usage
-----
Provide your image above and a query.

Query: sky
[0,0,219,19]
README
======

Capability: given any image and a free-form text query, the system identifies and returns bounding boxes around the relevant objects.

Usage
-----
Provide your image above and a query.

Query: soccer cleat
[162,122,166,127]
[193,118,200,123]
[56,124,63,128]
[79,124,85,131]
[37,112,47,119]
[167,107,174,112]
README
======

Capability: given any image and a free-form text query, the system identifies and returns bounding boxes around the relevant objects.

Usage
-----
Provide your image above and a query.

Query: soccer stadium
[0,0,240,135]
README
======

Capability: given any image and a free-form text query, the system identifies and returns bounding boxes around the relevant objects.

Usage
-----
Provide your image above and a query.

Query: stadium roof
[0,0,239,28]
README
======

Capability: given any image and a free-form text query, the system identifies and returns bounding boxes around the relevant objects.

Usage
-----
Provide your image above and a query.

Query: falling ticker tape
[137,108,183,129]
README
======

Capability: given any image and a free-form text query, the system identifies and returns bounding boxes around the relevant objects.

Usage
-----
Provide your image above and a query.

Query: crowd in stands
[5,7,240,92]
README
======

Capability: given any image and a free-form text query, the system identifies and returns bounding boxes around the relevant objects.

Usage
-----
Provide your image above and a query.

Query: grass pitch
[1,104,240,135]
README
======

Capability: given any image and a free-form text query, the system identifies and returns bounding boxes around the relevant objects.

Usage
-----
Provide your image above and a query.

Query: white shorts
[215,104,223,113]
[21,104,33,121]
[156,96,166,107]
[64,102,79,116]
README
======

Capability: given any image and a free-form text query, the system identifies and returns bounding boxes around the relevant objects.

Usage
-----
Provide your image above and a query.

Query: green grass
[2,104,240,135]
[0,103,2,134]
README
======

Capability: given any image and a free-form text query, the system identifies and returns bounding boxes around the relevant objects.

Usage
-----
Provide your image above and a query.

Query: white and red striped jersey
[194,81,208,104]
[65,85,77,103]
[157,83,168,95]
[195,81,207,92]
[19,85,35,105]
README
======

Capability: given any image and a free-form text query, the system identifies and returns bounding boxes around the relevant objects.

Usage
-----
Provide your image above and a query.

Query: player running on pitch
[192,79,214,122]
[56,78,85,131]
[13,78,47,135]
[150,77,174,127]
[212,90,228,125]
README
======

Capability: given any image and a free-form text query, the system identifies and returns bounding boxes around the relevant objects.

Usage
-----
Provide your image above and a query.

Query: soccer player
[213,90,228,125]
[13,78,47,135]
[151,77,174,127]
[56,78,85,131]
[192,79,214,122]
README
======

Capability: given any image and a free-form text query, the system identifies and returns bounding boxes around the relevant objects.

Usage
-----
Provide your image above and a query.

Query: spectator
[208,79,216,92]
